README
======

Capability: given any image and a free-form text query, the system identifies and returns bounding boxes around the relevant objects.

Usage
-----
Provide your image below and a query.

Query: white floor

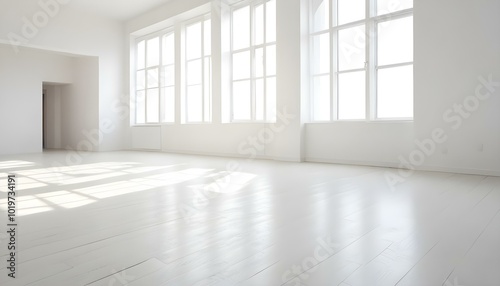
[0,150,499,286]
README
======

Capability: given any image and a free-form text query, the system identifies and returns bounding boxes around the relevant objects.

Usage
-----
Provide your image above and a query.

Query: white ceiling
[70,0,173,21]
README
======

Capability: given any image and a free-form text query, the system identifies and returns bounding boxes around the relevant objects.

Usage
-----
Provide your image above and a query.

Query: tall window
[311,0,413,121]
[231,0,276,122]
[185,17,212,123]
[135,31,175,124]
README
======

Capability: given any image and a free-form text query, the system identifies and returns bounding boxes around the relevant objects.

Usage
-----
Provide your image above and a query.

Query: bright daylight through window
[231,0,277,122]
[311,0,413,121]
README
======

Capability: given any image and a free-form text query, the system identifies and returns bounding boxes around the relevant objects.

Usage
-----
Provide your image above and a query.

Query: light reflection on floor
[0,157,258,217]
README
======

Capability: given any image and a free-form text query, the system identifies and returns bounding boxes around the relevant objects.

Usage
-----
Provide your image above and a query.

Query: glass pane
[233,51,251,80]
[163,86,175,123]
[312,0,329,32]
[136,70,145,90]
[233,80,251,121]
[256,79,264,120]
[163,33,175,65]
[338,71,365,120]
[204,20,211,56]
[233,6,250,50]
[147,68,159,88]
[378,0,413,16]
[339,25,366,71]
[266,77,276,121]
[187,22,202,60]
[162,65,175,87]
[256,48,264,78]
[266,45,276,76]
[378,16,413,66]
[377,65,413,118]
[266,0,276,42]
[255,4,264,45]
[187,85,203,122]
[146,88,160,123]
[136,90,146,124]
[204,58,212,122]
[313,33,330,74]
[338,0,365,25]
[146,37,160,67]
[137,40,145,70]
[313,75,330,121]
[187,59,202,85]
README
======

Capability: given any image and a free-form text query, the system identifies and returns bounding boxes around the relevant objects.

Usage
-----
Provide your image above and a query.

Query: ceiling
[69,0,173,21]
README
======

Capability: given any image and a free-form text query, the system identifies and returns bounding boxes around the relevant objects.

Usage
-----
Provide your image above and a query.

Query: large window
[231,0,276,122]
[311,0,413,121]
[135,31,175,124]
[185,17,212,123]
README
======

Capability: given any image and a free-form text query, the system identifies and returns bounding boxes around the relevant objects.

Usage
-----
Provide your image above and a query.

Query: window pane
[266,77,276,121]
[204,57,212,122]
[187,85,203,122]
[311,0,329,32]
[233,51,251,80]
[339,25,366,71]
[147,68,159,88]
[233,6,250,50]
[187,59,202,85]
[163,33,175,66]
[256,48,264,78]
[136,70,145,90]
[204,20,211,56]
[233,80,251,120]
[312,33,330,74]
[146,37,160,67]
[256,79,264,121]
[136,90,146,124]
[377,65,413,118]
[266,45,276,76]
[313,75,330,121]
[378,16,413,66]
[163,86,175,123]
[378,0,413,16]
[255,4,264,45]
[146,88,160,123]
[187,22,202,60]
[338,0,365,25]
[266,0,276,42]
[137,40,145,70]
[162,65,175,87]
[338,71,365,120]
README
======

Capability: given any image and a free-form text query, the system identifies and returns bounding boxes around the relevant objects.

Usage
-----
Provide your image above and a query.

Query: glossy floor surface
[0,151,499,286]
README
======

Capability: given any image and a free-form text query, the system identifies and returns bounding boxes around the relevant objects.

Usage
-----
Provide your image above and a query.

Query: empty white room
[0,0,499,285]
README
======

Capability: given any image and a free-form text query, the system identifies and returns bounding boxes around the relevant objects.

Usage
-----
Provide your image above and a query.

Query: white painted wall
[413,0,500,175]
[60,57,100,151]
[0,44,73,155]
[0,0,129,153]
[43,84,63,149]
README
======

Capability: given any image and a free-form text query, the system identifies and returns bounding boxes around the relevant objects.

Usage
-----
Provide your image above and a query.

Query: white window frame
[310,0,413,122]
[230,0,276,123]
[134,29,175,125]
[183,14,212,124]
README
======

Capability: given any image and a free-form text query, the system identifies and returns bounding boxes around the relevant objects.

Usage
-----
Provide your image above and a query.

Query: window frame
[229,0,277,123]
[310,0,414,122]
[134,28,176,126]
[183,14,212,124]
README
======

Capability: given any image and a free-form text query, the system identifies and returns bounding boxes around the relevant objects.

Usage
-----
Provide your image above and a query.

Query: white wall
[60,57,100,151]
[0,0,129,153]
[413,0,500,175]
[43,84,63,149]
[0,44,73,155]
